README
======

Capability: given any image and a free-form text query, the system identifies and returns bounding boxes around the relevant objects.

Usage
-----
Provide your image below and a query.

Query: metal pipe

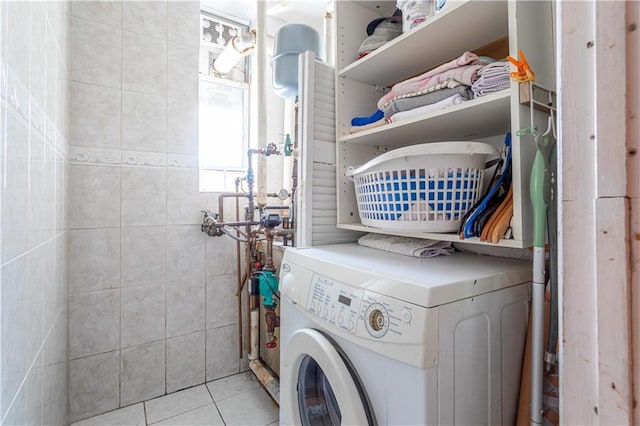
[262,205,291,212]
[218,192,247,222]
[531,247,546,425]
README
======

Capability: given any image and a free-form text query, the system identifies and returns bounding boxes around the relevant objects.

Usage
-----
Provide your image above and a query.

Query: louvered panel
[312,178,336,188]
[314,125,335,138]
[312,210,337,218]
[296,52,362,247]
[310,185,335,196]
[315,93,335,109]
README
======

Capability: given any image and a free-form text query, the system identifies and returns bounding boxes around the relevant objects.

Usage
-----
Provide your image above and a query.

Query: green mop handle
[530,146,548,425]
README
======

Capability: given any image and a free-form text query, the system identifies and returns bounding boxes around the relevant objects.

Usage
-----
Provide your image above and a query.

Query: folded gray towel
[382,85,473,116]
[358,233,454,258]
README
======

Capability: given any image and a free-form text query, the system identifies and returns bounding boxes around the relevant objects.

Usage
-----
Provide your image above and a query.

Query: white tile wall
[67,0,245,421]
[69,228,121,294]
[121,166,167,226]
[122,1,168,37]
[1,1,70,424]
[70,0,122,27]
[120,341,166,406]
[122,90,167,152]
[69,351,121,421]
[166,225,205,281]
[167,278,205,338]
[122,30,167,95]
[168,43,199,101]
[206,325,238,382]
[166,96,199,154]
[206,274,238,329]
[68,165,122,228]
[69,290,120,359]
[121,284,166,348]
[166,332,205,393]
[70,82,122,149]
[121,226,167,286]
[70,17,122,87]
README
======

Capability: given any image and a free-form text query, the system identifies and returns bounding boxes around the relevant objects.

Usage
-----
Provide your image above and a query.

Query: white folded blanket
[358,233,454,258]
[388,94,465,123]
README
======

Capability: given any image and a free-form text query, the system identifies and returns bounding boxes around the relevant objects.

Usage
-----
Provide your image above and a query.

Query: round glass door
[297,355,341,425]
[281,329,374,426]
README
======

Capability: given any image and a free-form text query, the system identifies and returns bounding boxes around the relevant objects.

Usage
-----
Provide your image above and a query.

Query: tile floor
[70,372,279,426]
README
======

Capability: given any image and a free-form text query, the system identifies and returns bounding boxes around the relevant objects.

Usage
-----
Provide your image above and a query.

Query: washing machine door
[282,328,375,426]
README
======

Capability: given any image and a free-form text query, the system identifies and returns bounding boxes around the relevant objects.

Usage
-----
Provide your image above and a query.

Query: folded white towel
[388,94,465,123]
[358,233,454,258]
[472,61,511,97]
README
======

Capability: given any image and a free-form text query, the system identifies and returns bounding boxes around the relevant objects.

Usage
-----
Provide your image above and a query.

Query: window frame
[198,10,252,193]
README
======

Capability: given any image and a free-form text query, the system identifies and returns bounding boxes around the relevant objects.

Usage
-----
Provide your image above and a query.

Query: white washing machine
[279,244,531,425]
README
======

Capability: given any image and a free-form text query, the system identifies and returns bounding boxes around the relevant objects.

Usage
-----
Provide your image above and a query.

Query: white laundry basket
[346,142,499,232]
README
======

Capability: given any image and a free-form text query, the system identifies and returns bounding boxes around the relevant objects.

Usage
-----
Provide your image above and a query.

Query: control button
[310,302,315,311]
[330,312,336,321]
[323,308,329,317]
[338,316,344,325]
[349,320,354,330]
[402,310,412,323]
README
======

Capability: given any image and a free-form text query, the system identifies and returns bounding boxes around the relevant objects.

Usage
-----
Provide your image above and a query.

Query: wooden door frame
[557,1,637,423]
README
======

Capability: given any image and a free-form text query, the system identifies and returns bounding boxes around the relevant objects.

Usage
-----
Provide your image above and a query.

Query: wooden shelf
[340,90,511,147]
[337,223,527,248]
[338,0,509,87]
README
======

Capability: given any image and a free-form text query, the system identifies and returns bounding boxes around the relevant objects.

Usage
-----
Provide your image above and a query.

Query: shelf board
[340,90,511,147]
[338,0,509,87]
[337,223,527,249]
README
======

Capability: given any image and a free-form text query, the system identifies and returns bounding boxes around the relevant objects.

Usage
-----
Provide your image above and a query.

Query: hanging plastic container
[272,24,322,100]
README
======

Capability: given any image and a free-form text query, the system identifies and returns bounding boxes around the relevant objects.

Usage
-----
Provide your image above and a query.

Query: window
[199,11,251,192]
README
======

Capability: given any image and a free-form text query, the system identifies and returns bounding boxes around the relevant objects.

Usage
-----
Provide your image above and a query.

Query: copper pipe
[217,220,260,227]
[263,230,274,271]
[235,186,243,360]
[218,192,247,222]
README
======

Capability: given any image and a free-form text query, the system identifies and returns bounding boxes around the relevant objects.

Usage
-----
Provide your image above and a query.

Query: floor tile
[216,387,279,426]
[206,371,262,402]
[145,384,213,424]
[154,404,224,425]
[70,403,145,426]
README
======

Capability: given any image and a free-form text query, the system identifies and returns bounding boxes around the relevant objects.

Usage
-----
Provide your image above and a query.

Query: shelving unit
[333,0,556,248]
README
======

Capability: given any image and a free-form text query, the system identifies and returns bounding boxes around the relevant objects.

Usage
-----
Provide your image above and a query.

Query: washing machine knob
[364,303,389,338]
[338,315,344,325]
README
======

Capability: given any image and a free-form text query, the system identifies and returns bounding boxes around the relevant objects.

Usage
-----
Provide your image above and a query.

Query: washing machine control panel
[305,274,363,334]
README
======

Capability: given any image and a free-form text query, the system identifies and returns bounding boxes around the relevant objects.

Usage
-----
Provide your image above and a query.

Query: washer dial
[364,303,389,338]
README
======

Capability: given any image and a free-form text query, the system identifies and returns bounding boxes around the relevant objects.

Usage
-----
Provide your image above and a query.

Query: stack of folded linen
[471,61,511,97]
[376,51,492,122]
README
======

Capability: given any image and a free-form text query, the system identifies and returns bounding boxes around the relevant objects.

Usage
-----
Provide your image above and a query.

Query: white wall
[0,2,70,425]
[67,1,247,422]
